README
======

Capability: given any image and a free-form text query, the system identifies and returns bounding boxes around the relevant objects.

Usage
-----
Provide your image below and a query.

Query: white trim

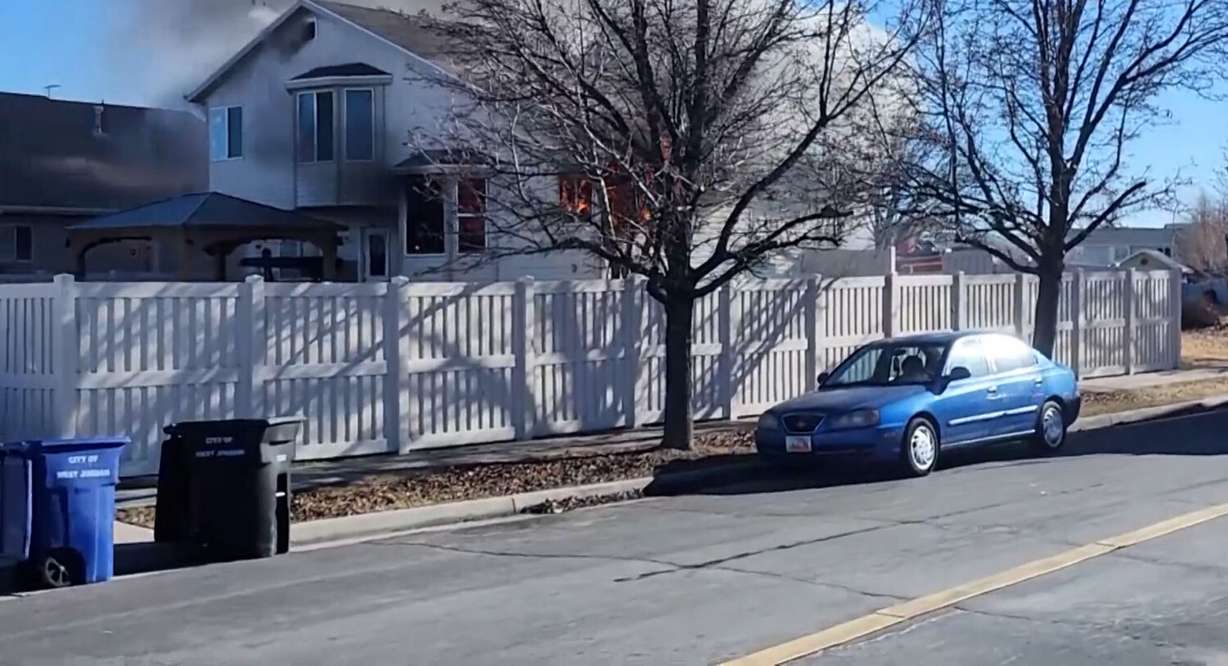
[286,75,392,91]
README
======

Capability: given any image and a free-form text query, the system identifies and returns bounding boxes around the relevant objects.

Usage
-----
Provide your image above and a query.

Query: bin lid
[3,437,129,454]
[163,417,304,436]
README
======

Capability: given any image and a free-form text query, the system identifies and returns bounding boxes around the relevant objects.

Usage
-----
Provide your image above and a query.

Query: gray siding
[202,7,448,210]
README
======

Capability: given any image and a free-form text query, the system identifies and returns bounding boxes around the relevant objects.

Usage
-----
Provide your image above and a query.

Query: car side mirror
[943,366,972,388]
[816,371,829,387]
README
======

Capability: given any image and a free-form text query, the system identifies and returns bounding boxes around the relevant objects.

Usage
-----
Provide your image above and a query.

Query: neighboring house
[187,0,599,282]
[0,92,206,280]
[1066,225,1180,267]
[1115,249,1191,275]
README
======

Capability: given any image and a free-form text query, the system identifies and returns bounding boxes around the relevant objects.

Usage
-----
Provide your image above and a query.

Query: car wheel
[1031,400,1066,453]
[36,549,82,589]
[901,417,939,477]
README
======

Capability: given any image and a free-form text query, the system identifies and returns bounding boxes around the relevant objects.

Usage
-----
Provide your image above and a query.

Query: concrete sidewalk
[1079,366,1228,393]
[117,418,754,508]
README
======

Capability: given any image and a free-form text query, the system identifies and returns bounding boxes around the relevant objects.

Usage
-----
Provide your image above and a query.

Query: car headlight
[828,409,880,430]
[757,412,781,431]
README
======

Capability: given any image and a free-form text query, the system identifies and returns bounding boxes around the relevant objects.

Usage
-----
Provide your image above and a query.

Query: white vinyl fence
[0,269,1181,477]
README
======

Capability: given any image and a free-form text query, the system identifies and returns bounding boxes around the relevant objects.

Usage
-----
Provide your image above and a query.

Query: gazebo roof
[68,192,341,231]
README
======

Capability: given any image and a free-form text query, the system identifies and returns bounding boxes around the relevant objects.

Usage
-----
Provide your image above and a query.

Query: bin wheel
[38,550,83,588]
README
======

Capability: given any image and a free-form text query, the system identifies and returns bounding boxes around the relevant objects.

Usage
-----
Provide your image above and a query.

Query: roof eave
[286,74,393,90]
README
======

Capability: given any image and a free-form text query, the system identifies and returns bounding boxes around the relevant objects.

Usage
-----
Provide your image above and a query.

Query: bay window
[345,89,374,161]
[297,91,335,162]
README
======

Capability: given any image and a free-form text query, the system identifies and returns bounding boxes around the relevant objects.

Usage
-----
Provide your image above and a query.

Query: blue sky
[1,0,1223,226]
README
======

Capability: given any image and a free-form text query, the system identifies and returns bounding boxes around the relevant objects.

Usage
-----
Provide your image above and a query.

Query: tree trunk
[662,292,695,451]
[1031,260,1064,357]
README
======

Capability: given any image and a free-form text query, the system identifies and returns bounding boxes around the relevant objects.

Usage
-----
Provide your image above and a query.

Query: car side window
[986,336,1037,373]
[947,338,990,378]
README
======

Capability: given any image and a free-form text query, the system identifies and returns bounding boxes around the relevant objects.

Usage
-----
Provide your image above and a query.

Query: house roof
[1076,225,1177,246]
[314,1,452,62]
[67,192,341,231]
[393,148,491,171]
[1116,248,1191,274]
[0,92,207,214]
[292,62,389,79]
[188,0,456,103]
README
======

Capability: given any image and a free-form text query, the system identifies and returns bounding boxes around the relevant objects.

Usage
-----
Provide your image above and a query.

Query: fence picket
[0,268,1180,476]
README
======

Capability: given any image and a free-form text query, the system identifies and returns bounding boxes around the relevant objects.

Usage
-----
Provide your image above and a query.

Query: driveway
[3,410,1228,665]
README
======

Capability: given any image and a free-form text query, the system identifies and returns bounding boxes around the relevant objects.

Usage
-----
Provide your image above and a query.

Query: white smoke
[100,0,442,108]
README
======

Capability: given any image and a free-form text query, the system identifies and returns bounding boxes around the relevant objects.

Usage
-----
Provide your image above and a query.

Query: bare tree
[1176,191,1228,273]
[899,0,1228,356]
[418,0,929,448]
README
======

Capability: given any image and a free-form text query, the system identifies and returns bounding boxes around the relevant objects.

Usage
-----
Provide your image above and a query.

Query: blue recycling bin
[0,437,127,588]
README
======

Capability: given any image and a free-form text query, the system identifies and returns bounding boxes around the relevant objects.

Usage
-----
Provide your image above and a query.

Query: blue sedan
[755,331,1081,476]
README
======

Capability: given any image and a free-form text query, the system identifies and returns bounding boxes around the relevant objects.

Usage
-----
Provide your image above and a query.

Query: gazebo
[67,192,342,281]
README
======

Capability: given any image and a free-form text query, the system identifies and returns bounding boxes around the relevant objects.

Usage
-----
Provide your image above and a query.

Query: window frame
[208,105,243,161]
[404,177,447,257]
[296,90,335,163]
[343,88,375,162]
[456,177,488,254]
[0,225,33,263]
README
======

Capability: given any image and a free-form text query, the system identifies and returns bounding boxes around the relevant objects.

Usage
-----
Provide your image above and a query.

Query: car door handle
[986,385,998,394]
[1033,377,1043,385]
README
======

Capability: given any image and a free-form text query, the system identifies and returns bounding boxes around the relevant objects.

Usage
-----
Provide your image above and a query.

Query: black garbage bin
[155,417,301,560]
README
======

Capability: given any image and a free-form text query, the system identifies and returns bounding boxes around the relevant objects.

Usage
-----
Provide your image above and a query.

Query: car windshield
[824,341,949,387]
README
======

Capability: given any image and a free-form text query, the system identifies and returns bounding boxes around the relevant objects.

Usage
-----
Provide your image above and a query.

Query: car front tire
[1031,400,1066,453]
[901,417,939,477]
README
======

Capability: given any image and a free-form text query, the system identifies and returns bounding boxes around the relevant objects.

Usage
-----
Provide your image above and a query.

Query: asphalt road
[4,411,1228,665]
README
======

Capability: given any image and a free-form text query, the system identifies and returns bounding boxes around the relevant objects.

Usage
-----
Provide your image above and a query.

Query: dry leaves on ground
[1082,378,1228,417]
[116,429,755,527]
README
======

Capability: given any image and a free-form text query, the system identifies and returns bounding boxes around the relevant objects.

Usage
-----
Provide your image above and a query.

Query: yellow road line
[721,501,1228,666]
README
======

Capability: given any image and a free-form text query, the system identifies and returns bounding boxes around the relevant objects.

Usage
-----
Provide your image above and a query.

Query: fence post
[512,277,537,439]
[952,271,966,331]
[1123,268,1136,374]
[1169,267,1183,369]
[51,274,78,438]
[1013,272,1027,338]
[236,275,260,418]
[804,276,820,390]
[718,283,737,419]
[385,276,410,453]
[882,269,898,338]
[1071,269,1085,378]
[622,276,646,428]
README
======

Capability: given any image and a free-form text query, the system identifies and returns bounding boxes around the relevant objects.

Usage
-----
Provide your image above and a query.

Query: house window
[0,226,33,262]
[458,178,487,253]
[405,178,445,255]
[297,91,334,162]
[208,106,243,160]
[559,175,593,216]
[345,89,374,161]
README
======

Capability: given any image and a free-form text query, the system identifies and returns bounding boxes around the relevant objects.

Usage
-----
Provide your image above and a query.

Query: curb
[289,398,1228,546]
[289,461,766,546]
[1071,393,1228,432]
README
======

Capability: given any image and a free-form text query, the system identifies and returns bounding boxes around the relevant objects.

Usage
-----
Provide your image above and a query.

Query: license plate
[785,436,812,453]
